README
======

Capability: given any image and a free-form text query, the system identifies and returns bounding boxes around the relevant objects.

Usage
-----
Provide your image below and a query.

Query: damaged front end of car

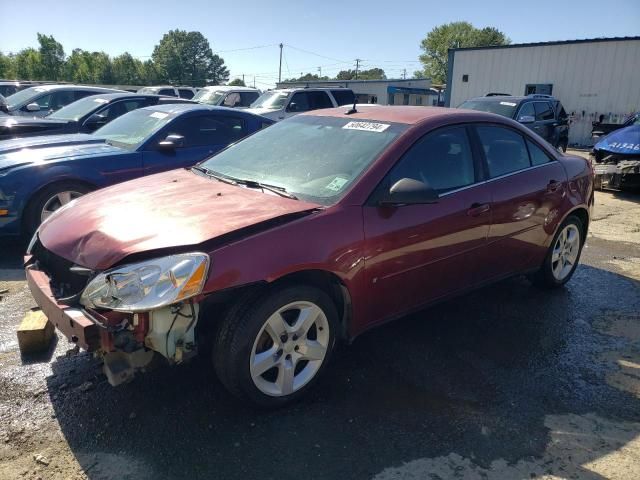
[592,124,640,190]
[25,235,209,386]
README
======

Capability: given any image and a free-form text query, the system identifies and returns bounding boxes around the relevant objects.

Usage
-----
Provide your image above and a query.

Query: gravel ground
[0,171,639,479]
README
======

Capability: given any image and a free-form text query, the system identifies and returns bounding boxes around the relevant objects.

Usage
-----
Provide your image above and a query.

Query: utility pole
[242,74,245,84]
[253,76,256,88]
[355,59,361,80]
[318,66,322,77]
[402,69,406,80]
[278,43,283,83]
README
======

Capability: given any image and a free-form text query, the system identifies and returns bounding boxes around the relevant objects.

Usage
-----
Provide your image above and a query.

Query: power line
[284,44,351,64]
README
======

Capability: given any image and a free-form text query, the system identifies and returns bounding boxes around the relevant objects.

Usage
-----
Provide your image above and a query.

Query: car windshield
[48,95,111,121]
[5,87,46,109]
[250,91,289,109]
[94,109,172,148]
[459,99,518,118]
[192,89,225,105]
[199,115,407,205]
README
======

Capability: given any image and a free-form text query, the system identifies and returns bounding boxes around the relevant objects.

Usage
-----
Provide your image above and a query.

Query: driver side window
[388,126,476,194]
[288,92,310,112]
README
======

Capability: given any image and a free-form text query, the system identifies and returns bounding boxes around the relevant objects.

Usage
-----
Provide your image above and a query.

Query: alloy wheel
[40,191,84,222]
[250,301,330,397]
[551,224,581,281]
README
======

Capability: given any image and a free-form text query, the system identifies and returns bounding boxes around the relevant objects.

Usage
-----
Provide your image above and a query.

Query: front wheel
[213,285,337,408]
[24,182,92,235]
[532,215,584,288]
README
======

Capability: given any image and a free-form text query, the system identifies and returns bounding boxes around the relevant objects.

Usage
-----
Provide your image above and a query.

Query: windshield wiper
[235,178,298,200]
[191,166,238,185]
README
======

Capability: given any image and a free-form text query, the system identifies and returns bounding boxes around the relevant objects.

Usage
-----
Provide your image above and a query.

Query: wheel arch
[556,206,590,245]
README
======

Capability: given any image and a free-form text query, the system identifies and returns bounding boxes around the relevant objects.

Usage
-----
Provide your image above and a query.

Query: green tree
[88,51,114,84]
[64,49,93,83]
[37,33,65,80]
[283,73,330,82]
[112,52,143,84]
[335,68,386,80]
[138,60,162,85]
[0,53,16,79]
[14,48,42,80]
[152,30,229,86]
[417,22,509,84]
[228,78,246,86]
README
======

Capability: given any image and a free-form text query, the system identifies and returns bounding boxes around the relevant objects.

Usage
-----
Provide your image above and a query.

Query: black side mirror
[158,134,185,150]
[287,102,299,112]
[84,113,106,129]
[379,178,439,206]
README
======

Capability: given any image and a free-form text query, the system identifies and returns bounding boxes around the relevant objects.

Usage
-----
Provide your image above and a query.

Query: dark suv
[459,94,570,152]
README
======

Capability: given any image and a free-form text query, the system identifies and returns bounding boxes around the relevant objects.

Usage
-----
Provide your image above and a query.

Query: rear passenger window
[527,140,553,166]
[388,126,475,194]
[331,90,355,106]
[534,102,554,121]
[517,102,535,120]
[476,126,531,178]
[159,89,176,97]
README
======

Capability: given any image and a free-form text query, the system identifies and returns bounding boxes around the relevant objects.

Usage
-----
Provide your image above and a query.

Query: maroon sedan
[25,105,593,407]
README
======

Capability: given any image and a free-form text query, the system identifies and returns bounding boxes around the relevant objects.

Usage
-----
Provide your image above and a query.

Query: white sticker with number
[343,121,390,133]
[500,101,517,106]
[326,177,349,191]
[150,112,169,119]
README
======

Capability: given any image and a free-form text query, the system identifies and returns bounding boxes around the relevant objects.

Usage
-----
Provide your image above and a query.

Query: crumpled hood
[0,134,122,171]
[38,168,321,270]
[595,125,640,155]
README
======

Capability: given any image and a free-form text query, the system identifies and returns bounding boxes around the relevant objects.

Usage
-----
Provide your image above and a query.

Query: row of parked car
[2,77,594,408]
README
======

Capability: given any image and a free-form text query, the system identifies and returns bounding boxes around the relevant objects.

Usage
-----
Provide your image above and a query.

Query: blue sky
[1,0,638,87]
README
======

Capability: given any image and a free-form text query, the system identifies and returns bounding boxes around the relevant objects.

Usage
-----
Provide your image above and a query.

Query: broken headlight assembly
[80,253,209,312]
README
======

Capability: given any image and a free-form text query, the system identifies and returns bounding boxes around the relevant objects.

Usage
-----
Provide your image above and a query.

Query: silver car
[4,84,124,117]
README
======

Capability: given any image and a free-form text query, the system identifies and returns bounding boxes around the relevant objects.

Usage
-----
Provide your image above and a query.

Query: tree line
[0,22,508,88]
[0,31,229,87]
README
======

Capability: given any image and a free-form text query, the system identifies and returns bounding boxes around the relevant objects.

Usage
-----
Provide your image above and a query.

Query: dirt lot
[1,171,639,479]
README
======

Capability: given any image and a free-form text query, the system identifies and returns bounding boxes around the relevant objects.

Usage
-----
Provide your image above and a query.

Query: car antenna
[345,98,358,115]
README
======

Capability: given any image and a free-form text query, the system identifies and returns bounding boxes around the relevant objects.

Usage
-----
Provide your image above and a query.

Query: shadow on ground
[42,264,640,480]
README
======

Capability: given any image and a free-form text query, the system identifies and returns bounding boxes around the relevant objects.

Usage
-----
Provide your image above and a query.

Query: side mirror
[379,178,439,206]
[84,113,106,128]
[25,103,41,112]
[158,134,185,150]
[287,102,299,112]
[517,114,535,124]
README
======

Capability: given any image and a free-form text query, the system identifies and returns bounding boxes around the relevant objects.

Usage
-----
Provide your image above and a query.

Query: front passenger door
[363,126,492,324]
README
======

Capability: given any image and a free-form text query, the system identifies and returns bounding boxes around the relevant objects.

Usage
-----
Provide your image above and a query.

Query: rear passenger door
[474,124,567,280]
[142,114,248,174]
[533,101,556,143]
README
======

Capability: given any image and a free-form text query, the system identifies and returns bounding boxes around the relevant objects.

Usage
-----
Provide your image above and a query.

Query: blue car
[0,104,272,236]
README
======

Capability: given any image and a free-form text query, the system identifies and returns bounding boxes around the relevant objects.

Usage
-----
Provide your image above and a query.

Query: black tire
[213,284,338,408]
[24,181,92,235]
[532,215,584,289]
[555,138,568,153]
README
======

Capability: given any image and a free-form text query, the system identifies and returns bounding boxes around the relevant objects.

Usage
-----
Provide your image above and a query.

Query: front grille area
[31,237,91,301]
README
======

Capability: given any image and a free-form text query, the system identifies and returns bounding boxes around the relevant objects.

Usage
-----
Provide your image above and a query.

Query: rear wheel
[24,182,92,235]
[213,285,337,408]
[532,215,584,288]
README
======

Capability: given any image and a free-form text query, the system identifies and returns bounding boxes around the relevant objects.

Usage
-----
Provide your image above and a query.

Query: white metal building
[276,78,440,106]
[445,37,640,145]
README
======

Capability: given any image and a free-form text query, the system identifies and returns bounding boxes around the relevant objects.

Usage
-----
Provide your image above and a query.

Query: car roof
[466,95,557,103]
[137,103,260,116]
[200,85,259,92]
[81,92,182,101]
[26,84,123,92]
[304,105,496,125]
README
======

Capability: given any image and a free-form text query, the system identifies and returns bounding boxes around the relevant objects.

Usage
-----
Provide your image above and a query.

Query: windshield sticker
[326,177,349,191]
[499,101,517,106]
[343,121,390,133]
[150,112,169,119]
[93,98,109,104]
